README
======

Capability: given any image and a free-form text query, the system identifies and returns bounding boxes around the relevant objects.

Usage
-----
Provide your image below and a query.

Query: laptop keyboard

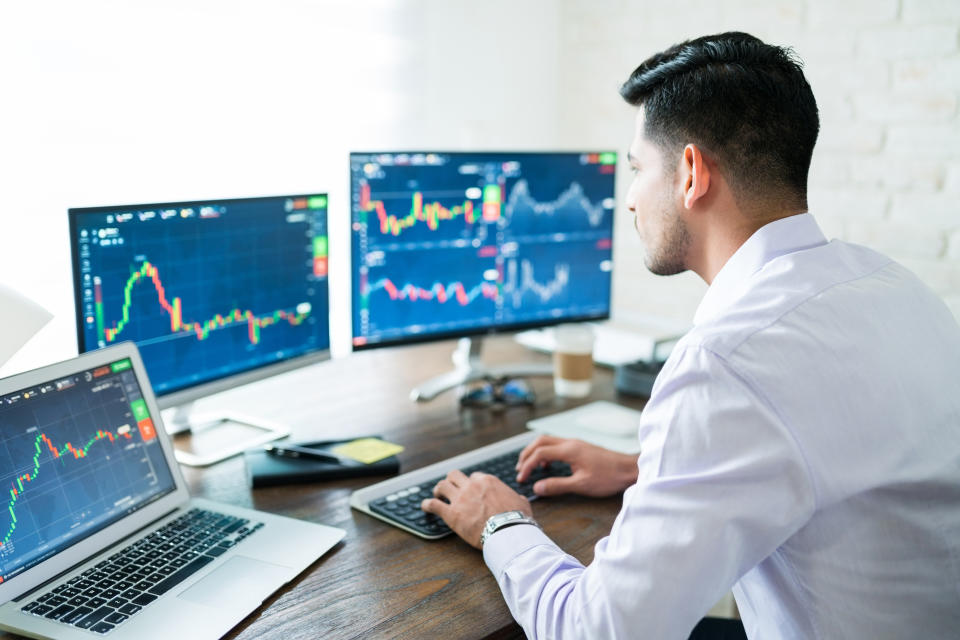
[369,447,571,537]
[19,508,263,634]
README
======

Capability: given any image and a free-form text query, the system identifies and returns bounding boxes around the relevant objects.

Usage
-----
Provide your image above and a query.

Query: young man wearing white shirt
[421,32,960,639]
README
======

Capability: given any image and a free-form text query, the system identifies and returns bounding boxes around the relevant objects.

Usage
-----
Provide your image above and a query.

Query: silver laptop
[0,342,345,639]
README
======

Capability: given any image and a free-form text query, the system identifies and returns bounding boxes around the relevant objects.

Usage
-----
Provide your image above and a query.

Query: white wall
[557,0,960,325]
[2,0,958,376]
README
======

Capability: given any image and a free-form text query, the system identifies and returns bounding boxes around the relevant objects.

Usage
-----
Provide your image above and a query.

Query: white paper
[0,284,53,368]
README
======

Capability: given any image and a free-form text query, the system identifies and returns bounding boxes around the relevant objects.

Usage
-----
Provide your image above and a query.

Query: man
[421,32,960,639]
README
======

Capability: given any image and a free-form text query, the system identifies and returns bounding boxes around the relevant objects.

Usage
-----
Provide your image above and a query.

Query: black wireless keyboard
[368,448,571,538]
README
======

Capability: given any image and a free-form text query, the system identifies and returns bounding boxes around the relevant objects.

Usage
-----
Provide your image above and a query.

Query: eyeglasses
[458,378,536,409]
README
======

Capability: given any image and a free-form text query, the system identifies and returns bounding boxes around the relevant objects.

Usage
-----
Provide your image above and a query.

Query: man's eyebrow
[627,151,638,164]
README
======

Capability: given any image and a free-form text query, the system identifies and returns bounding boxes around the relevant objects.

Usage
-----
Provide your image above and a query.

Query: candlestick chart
[0,365,174,582]
[72,196,330,396]
[350,152,615,347]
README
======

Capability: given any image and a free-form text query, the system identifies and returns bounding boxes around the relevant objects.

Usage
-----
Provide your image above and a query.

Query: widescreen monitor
[69,194,331,432]
[349,151,616,399]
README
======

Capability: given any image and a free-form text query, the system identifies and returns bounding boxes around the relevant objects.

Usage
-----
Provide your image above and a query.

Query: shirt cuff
[482,522,558,578]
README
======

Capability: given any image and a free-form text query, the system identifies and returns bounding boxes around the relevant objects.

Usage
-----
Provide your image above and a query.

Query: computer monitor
[69,194,331,433]
[349,151,616,400]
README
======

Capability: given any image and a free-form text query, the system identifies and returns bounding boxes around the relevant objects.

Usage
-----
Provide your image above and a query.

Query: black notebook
[244,438,400,488]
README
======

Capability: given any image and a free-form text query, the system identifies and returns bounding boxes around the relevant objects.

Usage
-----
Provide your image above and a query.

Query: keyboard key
[104,612,129,625]
[45,604,75,620]
[61,606,94,624]
[222,519,248,534]
[90,621,115,634]
[131,593,157,607]
[118,603,141,616]
[31,604,54,616]
[75,606,114,629]
[149,555,214,595]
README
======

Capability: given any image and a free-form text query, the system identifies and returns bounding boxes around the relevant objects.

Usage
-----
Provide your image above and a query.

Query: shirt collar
[693,213,828,326]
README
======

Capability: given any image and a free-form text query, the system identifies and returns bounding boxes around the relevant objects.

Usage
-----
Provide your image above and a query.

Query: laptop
[0,342,345,639]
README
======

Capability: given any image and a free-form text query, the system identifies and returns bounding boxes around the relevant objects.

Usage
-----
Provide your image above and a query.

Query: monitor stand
[160,402,290,467]
[163,402,202,435]
[410,336,553,402]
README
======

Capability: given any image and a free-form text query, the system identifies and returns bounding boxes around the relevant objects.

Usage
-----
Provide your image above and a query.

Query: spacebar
[149,556,216,596]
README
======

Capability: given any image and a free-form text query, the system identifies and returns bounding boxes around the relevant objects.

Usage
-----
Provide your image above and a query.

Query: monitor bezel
[68,194,332,408]
[347,150,616,352]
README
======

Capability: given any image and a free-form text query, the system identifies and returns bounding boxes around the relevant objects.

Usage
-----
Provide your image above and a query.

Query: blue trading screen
[350,152,616,348]
[70,195,330,396]
[0,358,175,583]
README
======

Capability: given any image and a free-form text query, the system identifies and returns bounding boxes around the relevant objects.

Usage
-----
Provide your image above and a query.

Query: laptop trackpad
[177,556,291,610]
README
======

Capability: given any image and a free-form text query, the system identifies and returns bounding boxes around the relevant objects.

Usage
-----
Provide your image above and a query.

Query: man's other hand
[516,435,640,497]
[421,470,531,549]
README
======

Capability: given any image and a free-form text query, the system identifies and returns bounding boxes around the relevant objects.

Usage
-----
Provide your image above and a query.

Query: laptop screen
[0,357,176,585]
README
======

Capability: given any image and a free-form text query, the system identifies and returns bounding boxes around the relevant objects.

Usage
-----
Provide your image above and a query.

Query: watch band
[479,510,540,547]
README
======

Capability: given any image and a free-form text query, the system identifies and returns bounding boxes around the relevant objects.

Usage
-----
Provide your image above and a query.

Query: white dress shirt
[483,213,960,639]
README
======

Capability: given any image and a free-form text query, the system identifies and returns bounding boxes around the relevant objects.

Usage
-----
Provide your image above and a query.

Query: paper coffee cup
[552,324,595,398]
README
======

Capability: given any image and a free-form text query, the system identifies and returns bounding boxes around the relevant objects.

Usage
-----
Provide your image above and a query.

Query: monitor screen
[69,195,330,402]
[0,355,176,583]
[350,152,616,349]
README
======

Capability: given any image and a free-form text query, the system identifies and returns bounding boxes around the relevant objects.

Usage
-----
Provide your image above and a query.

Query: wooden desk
[2,337,646,640]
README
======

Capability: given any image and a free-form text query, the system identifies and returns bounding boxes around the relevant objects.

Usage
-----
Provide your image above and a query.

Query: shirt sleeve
[483,344,817,639]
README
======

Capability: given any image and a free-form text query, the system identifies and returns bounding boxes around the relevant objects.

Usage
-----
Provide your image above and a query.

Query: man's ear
[681,144,711,210]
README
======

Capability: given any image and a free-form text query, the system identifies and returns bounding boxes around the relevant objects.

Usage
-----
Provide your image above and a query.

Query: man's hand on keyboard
[516,435,640,498]
[421,469,532,549]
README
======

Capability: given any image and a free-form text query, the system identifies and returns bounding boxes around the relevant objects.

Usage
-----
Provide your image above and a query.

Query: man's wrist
[479,510,540,547]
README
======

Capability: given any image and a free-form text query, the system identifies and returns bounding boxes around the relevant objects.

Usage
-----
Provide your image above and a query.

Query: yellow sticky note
[331,437,404,464]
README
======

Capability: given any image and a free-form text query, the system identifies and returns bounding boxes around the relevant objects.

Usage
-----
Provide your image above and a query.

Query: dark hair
[620,32,819,209]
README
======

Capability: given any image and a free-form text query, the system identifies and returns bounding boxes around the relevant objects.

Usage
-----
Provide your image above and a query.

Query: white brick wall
[559,0,960,323]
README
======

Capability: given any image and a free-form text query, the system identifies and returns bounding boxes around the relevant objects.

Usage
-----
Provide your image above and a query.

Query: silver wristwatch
[479,511,540,547]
